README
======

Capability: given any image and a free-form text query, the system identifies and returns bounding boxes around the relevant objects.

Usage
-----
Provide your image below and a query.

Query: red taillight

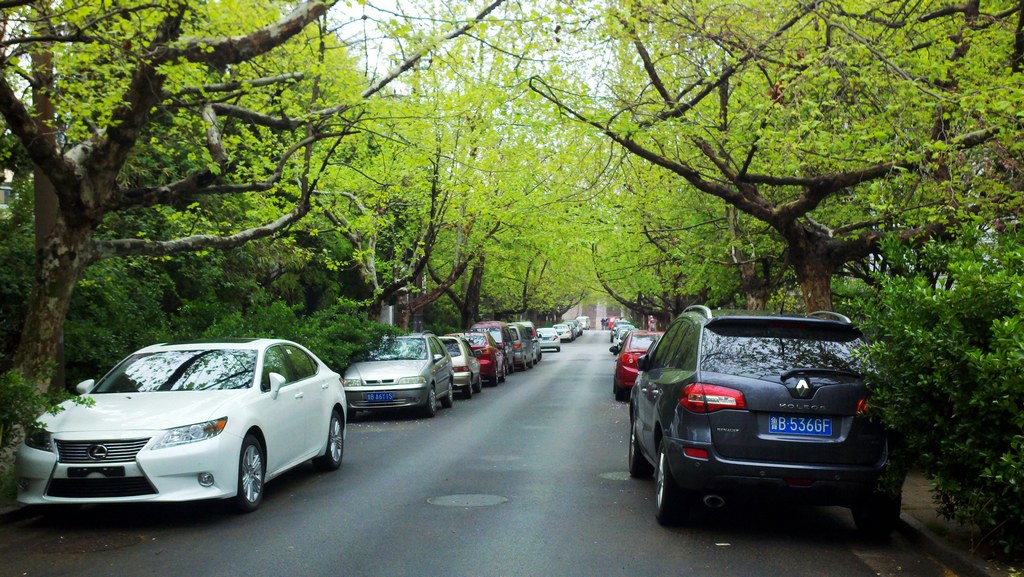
[622,353,637,366]
[680,383,746,413]
[856,398,870,416]
[514,343,522,349]
[454,365,468,372]
[683,447,709,460]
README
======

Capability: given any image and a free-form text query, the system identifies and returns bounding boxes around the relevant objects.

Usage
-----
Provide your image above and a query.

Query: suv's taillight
[680,383,747,413]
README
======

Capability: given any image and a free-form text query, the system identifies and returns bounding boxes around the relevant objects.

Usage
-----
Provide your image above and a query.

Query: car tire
[472,374,482,394]
[628,420,654,478]
[312,409,344,472]
[497,363,505,384]
[462,379,473,399]
[614,383,628,402]
[440,376,455,408]
[232,434,265,513]
[655,443,689,526]
[422,388,438,418]
[852,491,901,538]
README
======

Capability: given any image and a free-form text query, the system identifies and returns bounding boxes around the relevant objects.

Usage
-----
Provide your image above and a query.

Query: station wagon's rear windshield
[95,349,257,393]
[700,319,865,377]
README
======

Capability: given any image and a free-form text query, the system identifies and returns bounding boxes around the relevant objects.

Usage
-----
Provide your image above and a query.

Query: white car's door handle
[294,392,304,399]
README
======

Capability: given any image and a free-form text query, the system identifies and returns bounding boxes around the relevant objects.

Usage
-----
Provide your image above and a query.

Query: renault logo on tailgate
[795,378,812,398]
[87,444,109,460]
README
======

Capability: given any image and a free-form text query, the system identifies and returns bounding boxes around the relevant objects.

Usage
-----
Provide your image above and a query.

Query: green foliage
[200,297,403,372]
[0,370,46,454]
[857,228,1024,554]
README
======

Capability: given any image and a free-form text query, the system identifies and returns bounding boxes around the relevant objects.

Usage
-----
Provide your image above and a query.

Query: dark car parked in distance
[628,306,899,536]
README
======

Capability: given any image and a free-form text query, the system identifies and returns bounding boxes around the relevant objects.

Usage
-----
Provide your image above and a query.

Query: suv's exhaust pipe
[702,494,725,509]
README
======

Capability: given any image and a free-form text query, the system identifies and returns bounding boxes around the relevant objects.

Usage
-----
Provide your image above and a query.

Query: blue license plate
[769,414,832,436]
[365,392,394,402]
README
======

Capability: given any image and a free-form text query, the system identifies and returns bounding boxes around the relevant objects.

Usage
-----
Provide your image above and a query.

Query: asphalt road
[0,331,955,577]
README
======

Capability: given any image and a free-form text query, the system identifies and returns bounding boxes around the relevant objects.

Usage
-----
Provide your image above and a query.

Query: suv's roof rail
[684,305,713,319]
[807,310,851,324]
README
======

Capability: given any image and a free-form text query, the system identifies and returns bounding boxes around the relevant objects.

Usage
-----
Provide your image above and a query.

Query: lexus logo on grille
[795,378,812,398]
[87,444,109,460]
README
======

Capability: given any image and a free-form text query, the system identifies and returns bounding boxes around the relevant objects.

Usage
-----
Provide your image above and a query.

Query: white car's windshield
[93,349,257,393]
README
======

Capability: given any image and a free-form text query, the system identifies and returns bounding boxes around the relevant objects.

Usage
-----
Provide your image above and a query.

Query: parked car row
[12,322,552,514]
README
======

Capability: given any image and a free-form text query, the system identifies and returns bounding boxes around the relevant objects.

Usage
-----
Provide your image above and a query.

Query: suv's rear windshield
[700,319,864,377]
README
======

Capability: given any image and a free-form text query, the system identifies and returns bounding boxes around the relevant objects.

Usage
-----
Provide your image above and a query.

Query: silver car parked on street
[344,334,454,418]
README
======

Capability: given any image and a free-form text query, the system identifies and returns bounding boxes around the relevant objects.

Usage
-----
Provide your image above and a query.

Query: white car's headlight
[344,378,363,387]
[24,429,54,452]
[397,376,426,385]
[152,417,228,450]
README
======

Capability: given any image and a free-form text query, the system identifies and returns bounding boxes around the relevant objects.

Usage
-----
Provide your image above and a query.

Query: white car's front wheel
[232,434,265,513]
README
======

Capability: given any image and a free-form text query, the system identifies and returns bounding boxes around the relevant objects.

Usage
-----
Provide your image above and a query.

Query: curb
[897,513,1005,577]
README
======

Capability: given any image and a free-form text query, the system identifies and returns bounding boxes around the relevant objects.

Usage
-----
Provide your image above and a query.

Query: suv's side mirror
[609,345,620,355]
[637,354,649,372]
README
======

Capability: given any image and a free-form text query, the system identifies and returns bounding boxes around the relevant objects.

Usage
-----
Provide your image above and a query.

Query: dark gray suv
[628,306,898,535]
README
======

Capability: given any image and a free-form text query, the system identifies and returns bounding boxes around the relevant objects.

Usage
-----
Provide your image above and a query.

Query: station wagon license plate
[365,392,394,402]
[769,414,832,436]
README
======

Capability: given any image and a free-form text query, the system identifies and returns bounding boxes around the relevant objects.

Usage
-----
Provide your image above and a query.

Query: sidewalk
[899,470,1020,577]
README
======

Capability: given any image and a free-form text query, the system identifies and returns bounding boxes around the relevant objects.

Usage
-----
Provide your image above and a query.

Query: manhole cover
[428,494,509,507]
[599,471,632,481]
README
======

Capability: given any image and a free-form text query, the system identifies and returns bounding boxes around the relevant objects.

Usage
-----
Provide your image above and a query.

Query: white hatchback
[15,339,347,513]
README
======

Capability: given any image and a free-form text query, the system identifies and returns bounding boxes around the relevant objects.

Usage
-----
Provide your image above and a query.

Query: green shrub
[0,370,46,454]
[857,228,1024,554]
[200,298,402,372]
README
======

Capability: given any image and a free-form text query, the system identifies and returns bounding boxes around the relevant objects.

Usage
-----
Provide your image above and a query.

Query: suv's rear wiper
[780,368,863,381]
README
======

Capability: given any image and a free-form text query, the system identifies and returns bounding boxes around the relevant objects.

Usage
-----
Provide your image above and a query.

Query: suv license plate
[366,392,394,402]
[769,415,832,436]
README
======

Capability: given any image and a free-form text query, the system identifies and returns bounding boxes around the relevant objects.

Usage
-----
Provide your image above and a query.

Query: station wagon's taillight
[680,383,746,413]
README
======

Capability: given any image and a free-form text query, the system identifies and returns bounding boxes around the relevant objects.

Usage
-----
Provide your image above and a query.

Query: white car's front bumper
[15,430,243,505]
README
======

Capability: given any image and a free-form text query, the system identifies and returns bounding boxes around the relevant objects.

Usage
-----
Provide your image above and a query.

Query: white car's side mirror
[268,372,286,399]
[76,379,95,395]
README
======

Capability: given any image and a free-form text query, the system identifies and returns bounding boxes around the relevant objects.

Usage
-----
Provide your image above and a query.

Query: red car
[451,331,506,386]
[611,330,662,401]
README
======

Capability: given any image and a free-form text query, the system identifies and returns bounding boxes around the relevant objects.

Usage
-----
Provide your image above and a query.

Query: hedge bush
[857,228,1024,555]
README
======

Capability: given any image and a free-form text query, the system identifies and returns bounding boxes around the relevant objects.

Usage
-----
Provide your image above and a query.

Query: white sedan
[15,339,347,513]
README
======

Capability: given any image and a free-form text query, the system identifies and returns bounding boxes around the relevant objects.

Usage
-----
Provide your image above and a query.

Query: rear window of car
[472,328,503,343]
[700,320,865,377]
[463,333,487,347]
[441,339,462,356]
[626,335,657,351]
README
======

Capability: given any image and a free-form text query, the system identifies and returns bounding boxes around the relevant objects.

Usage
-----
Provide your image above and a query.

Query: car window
[649,323,685,370]
[700,321,865,377]
[283,345,317,380]
[262,345,296,390]
[428,337,445,359]
[95,349,257,393]
[441,339,462,356]
[463,333,487,347]
[368,338,428,361]
[626,334,658,352]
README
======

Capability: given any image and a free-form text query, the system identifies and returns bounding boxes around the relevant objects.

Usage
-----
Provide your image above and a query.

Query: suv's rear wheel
[655,443,690,526]
[852,491,901,538]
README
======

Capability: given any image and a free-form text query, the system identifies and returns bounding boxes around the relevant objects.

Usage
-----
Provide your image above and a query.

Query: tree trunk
[460,258,484,328]
[13,220,95,394]
[790,245,836,312]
